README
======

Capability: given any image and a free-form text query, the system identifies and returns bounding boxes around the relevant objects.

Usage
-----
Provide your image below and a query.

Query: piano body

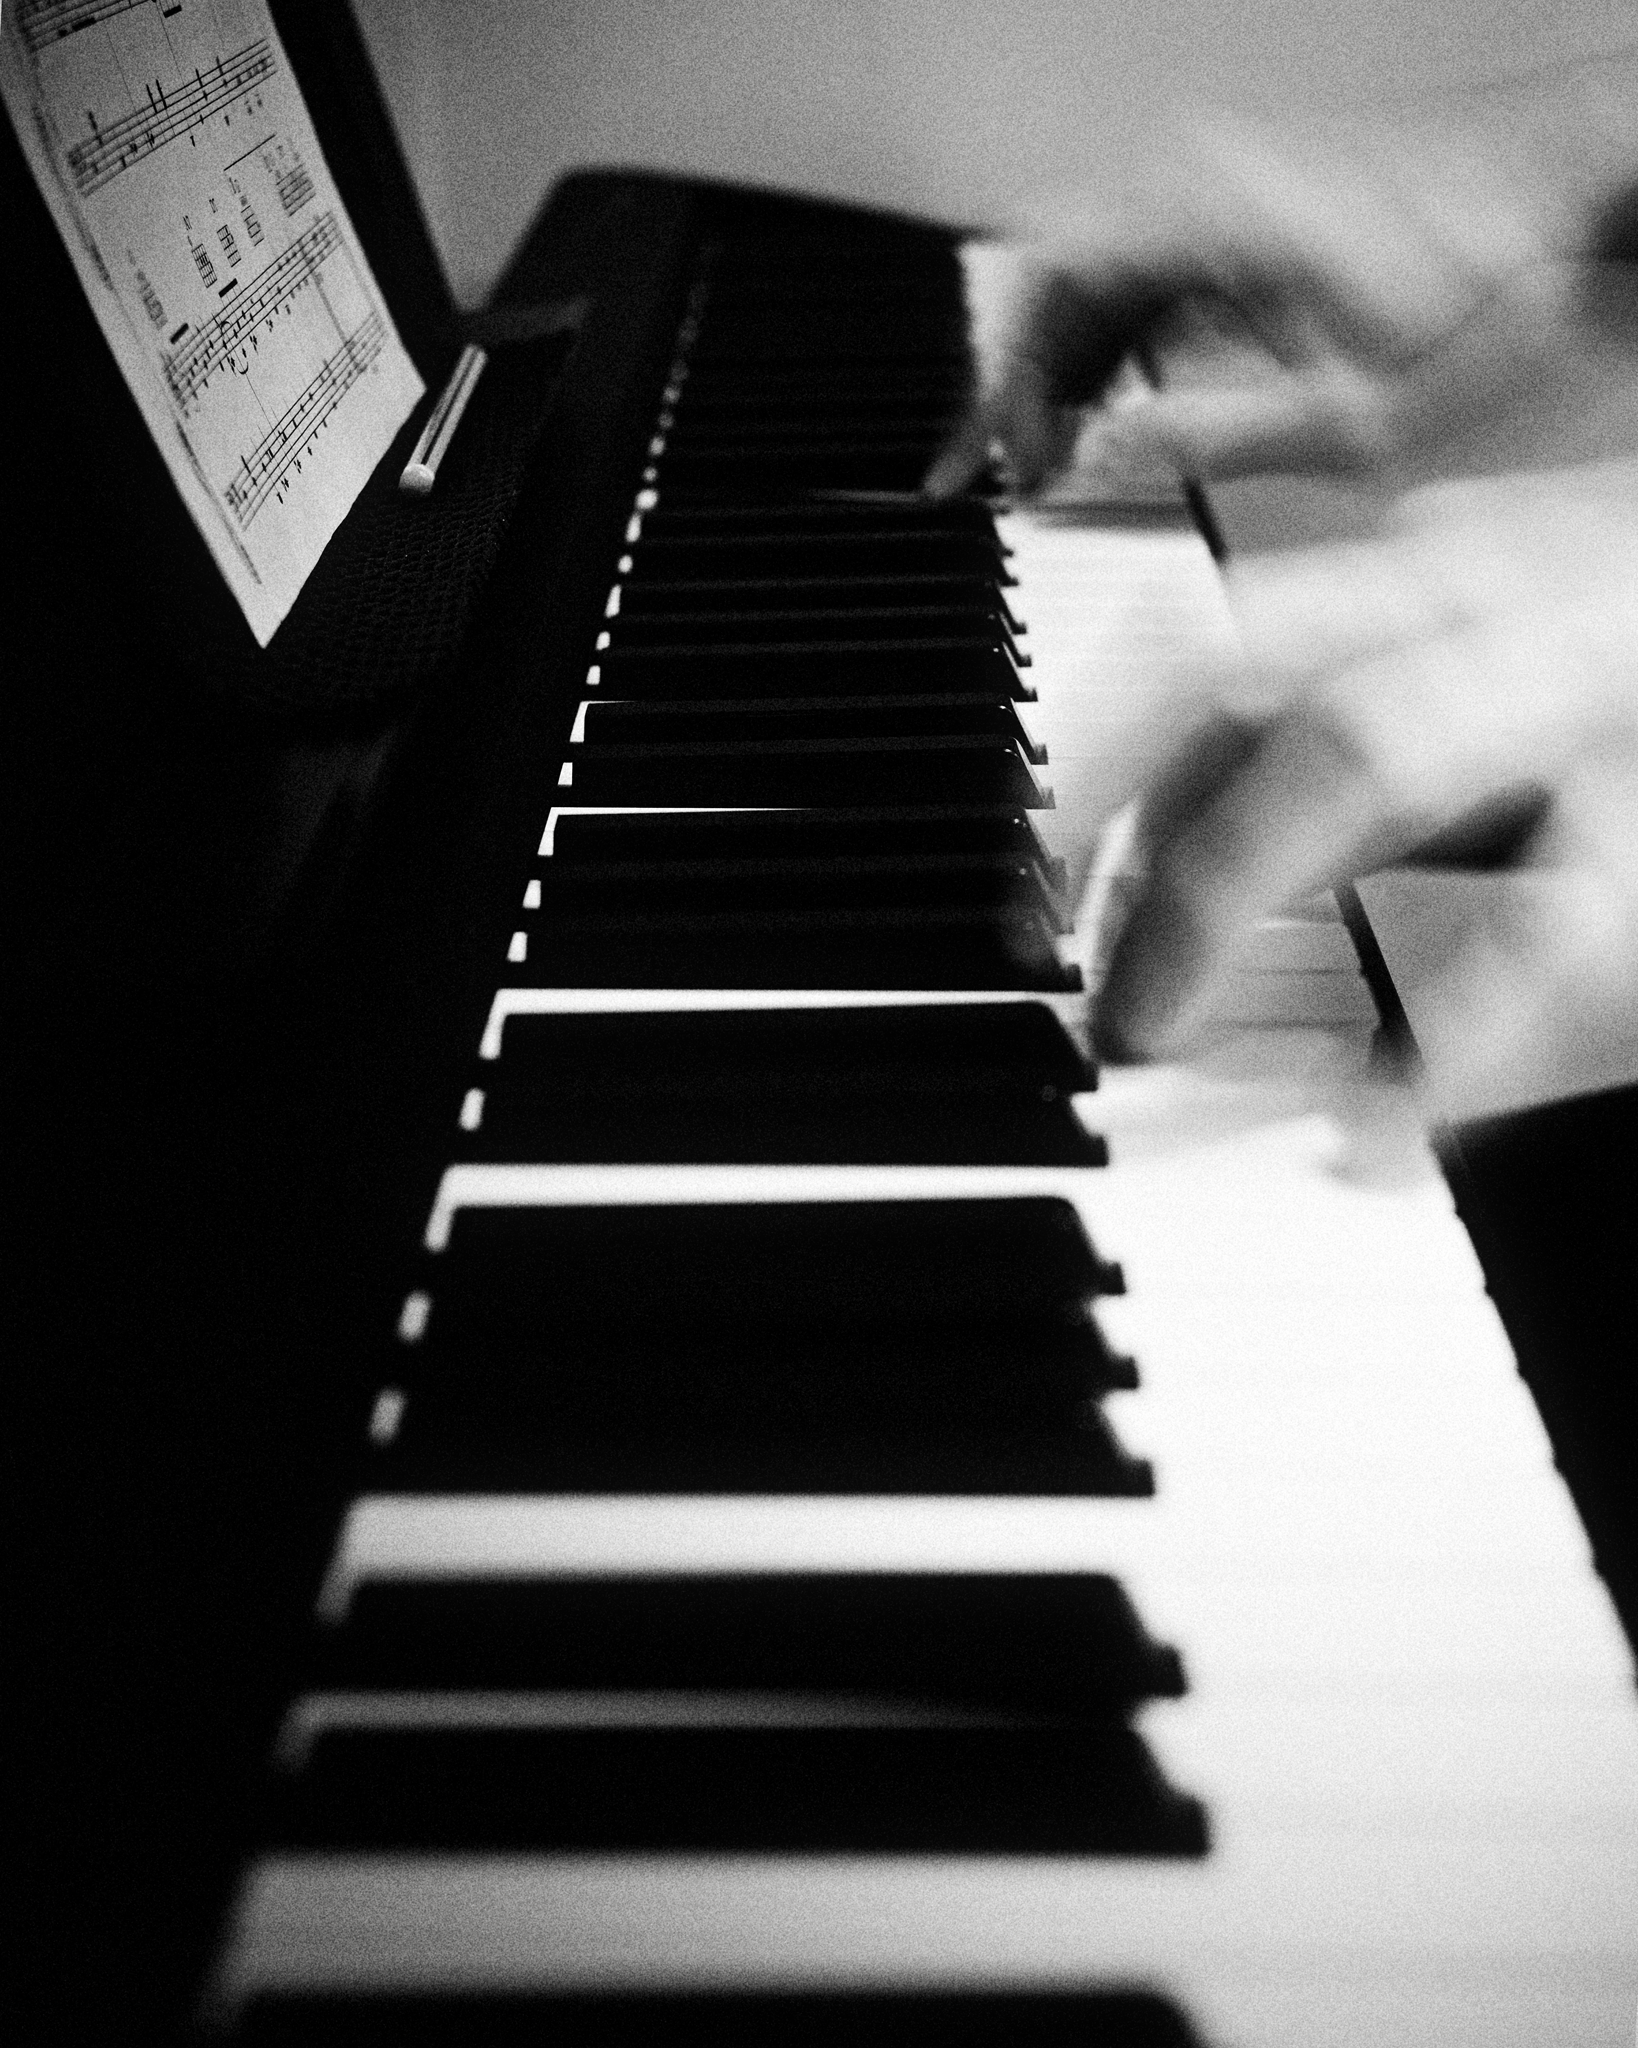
[8,9,1636,2043]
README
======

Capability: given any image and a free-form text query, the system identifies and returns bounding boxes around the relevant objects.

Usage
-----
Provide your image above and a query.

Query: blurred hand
[925,102,1638,497]
[1091,461,1638,1121]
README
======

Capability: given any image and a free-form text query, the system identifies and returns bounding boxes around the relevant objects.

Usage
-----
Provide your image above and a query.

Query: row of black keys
[651,256,973,490]
[280,1573,1199,1854]
[387,1190,1141,1494]
[528,278,1073,980]
[570,504,1044,805]
[465,1000,1107,1162]
[534,500,1077,985]
[519,805,1078,988]
[238,242,1209,2045]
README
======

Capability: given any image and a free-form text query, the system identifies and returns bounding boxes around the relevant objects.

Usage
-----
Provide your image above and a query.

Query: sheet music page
[2,0,425,645]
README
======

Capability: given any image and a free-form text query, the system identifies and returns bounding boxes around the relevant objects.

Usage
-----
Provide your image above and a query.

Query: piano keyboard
[208,211,1638,2045]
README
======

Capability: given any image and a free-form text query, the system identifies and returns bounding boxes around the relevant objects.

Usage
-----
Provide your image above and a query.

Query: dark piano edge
[169,176,1014,2037]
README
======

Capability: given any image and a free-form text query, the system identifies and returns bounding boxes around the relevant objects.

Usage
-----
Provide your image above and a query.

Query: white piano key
[1235,918,1361,971]
[317,1493,1627,1694]
[1194,968,1379,1027]
[1142,1685,1638,1823]
[275,1689,1003,1766]
[220,1843,1638,2048]
[422,1158,1108,1248]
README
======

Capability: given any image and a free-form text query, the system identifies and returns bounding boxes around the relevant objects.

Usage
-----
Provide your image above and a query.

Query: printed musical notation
[164,208,342,412]
[225,310,386,528]
[65,37,273,197]
[18,0,152,58]
[274,152,311,216]
[2,0,422,644]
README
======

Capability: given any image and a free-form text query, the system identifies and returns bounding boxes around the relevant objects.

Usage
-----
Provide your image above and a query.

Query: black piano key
[660,418,958,450]
[594,646,1025,694]
[614,574,1022,623]
[431,1198,1122,1342]
[367,1416,1150,1497]
[666,395,964,427]
[397,1316,1135,1423]
[490,998,1090,1093]
[663,411,966,438]
[272,1725,1209,1855]
[392,1310,1135,1425]
[655,452,943,492]
[239,1989,1207,2046]
[558,735,1048,807]
[585,660,1033,701]
[322,1575,1185,1712]
[625,533,1010,579]
[635,496,1001,539]
[541,804,1062,883]
[466,1097,1104,1166]
[467,1016,1098,1165]
[672,352,960,377]
[527,851,1065,924]
[573,697,1042,757]
[465,1102,1103,1166]
[685,337,965,367]
[603,608,1018,649]
[669,386,966,415]
[677,357,967,385]
[502,914,1079,992]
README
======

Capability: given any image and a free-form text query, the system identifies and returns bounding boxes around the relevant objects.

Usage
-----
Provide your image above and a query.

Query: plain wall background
[353,0,1636,308]
[350,0,1637,548]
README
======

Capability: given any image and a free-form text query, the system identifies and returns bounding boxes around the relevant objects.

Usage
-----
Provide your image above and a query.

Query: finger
[1094,597,1622,1065]
[1118,708,1269,866]
[1087,366,1401,481]
[924,366,1084,498]
[931,239,1174,499]
[1092,699,1397,1061]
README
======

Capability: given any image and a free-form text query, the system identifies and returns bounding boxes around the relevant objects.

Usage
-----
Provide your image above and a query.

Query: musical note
[274,154,312,217]
[2,0,423,643]
[64,37,274,197]
[224,309,386,530]
[163,209,343,412]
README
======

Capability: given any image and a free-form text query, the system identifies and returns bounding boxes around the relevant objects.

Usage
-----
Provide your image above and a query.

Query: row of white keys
[223,1126,1638,2044]
[217,504,1638,2046]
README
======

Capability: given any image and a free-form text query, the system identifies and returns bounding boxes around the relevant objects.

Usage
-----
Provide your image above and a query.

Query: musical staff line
[223,130,275,174]
[163,209,343,412]
[64,36,274,197]
[18,0,150,56]
[224,308,385,529]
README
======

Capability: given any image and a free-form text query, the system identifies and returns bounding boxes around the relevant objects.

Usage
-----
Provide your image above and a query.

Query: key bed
[208,201,1638,2047]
